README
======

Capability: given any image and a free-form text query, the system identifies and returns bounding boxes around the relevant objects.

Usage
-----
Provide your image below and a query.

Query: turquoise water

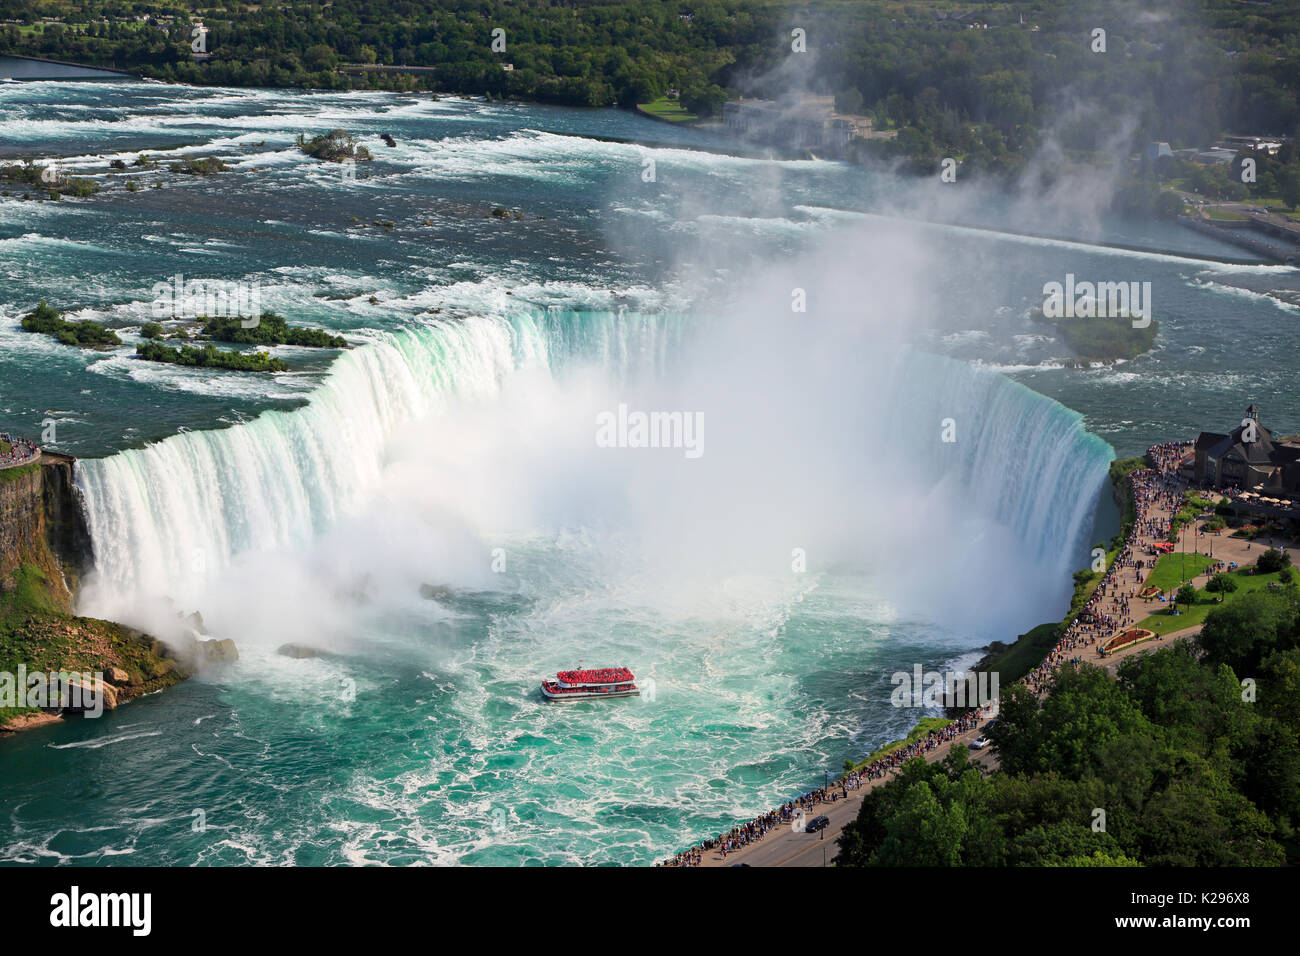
[0,81,1295,865]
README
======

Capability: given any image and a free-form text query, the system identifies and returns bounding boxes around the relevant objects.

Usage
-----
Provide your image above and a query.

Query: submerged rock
[277,643,328,659]
[420,583,454,602]
[60,674,118,713]
[198,638,239,664]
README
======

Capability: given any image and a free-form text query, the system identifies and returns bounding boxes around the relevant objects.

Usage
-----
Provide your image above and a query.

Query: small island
[20,301,121,347]
[203,311,348,348]
[1031,308,1159,362]
[296,129,373,164]
[19,303,347,373]
[135,341,289,373]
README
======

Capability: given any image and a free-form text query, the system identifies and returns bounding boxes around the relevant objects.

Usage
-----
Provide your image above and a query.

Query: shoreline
[662,445,1164,867]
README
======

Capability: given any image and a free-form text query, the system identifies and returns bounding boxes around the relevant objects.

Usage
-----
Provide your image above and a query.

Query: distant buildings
[722,95,878,157]
[1146,142,1173,163]
[1222,134,1284,156]
[1194,405,1300,496]
[1194,147,1238,165]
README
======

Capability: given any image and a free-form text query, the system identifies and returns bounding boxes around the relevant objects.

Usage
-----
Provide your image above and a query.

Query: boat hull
[540,682,639,700]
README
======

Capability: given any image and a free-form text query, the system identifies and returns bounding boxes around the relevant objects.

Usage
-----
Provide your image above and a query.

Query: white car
[970,736,992,750]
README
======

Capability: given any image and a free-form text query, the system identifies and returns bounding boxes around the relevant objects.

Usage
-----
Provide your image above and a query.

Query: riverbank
[664,443,1167,866]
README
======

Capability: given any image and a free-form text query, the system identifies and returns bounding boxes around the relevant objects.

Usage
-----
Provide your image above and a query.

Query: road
[699,717,998,867]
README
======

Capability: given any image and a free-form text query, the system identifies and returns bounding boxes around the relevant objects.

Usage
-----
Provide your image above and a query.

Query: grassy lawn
[846,717,952,773]
[0,462,39,484]
[1145,552,1215,592]
[637,96,697,123]
[1242,197,1300,220]
[978,622,1059,685]
[1138,567,1285,635]
[1205,207,1249,221]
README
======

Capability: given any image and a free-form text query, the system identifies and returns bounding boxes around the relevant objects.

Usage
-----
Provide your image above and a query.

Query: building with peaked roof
[1194,405,1300,493]
[722,95,868,157]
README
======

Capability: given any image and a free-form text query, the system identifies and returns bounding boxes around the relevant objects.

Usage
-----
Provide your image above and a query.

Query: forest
[835,589,1300,866]
[3,1,1299,180]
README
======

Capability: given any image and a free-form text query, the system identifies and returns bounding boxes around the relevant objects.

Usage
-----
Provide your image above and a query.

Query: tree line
[2,1,1298,180]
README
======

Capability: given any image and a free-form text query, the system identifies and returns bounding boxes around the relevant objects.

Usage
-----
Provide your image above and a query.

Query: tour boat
[541,666,639,700]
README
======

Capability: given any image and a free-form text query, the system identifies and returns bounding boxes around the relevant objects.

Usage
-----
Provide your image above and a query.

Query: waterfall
[76,311,1112,614]
[894,350,1114,574]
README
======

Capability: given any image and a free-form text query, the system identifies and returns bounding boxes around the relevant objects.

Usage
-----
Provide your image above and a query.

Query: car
[806,815,830,833]
[970,736,992,750]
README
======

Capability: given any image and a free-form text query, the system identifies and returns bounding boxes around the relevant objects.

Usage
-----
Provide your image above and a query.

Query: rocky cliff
[0,452,91,586]
[1,451,187,734]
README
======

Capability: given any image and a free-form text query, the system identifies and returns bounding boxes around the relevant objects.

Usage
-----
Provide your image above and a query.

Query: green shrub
[21,301,121,347]
[202,312,346,348]
[168,156,228,175]
[1205,573,1238,593]
[296,130,372,163]
[136,341,288,372]
[1257,548,1292,574]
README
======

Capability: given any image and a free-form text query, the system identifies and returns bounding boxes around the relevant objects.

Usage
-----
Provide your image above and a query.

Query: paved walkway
[697,717,997,867]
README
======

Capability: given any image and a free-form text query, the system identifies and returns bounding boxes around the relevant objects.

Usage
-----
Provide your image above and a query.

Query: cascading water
[75,310,685,608]
[76,308,1111,633]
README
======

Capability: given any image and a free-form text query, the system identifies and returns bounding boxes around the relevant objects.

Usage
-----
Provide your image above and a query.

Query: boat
[541,666,639,700]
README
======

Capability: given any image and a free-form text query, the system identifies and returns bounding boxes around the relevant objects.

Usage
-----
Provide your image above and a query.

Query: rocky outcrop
[0,451,91,585]
[1,449,190,735]
[61,674,119,713]
[0,462,44,580]
[198,638,239,665]
[40,452,92,582]
[277,642,327,659]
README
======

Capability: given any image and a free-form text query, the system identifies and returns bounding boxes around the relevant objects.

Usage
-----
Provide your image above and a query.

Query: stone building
[1193,405,1300,493]
[722,95,867,156]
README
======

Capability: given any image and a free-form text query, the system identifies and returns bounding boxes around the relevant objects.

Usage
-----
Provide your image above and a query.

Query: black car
[806,815,830,833]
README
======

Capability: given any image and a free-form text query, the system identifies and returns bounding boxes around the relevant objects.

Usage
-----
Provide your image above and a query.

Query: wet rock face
[0,463,43,579]
[0,455,92,583]
[41,456,92,579]
[200,638,239,664]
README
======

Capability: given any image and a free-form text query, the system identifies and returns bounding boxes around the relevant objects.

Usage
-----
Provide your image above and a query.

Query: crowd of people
[1026,442,1191,694]
[660,711,984,866]
[0,432,38,468]
[556,667,634,684]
